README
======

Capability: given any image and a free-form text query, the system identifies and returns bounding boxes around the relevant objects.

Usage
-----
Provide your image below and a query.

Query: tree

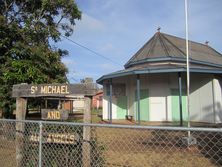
[0,0,81,117]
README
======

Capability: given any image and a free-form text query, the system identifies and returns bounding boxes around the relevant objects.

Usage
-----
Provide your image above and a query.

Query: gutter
[96,67,222,85]
[125,57,222,69]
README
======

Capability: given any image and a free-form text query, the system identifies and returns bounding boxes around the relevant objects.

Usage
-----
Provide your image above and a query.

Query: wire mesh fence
[0,119,221,167]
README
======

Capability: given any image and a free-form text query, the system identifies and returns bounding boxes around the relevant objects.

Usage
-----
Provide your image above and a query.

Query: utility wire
[69,77,79,83]
[61,35,122,67]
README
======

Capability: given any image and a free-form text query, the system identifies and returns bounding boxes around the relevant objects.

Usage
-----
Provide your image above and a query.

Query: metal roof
[97,32,222,84]
[125,32,222,68]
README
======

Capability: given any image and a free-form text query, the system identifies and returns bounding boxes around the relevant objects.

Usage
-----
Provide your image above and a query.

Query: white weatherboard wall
[213,78,222,123]
[145,75,168,121]
[134,74,183,122]
[114,74,180,122]
[102,97,108,119]
[127,76,135,117]
[103,74,183,122]
[102,86,117,120]
[102,73,222,123]
[190,74,215,123]
[102,77,129,120]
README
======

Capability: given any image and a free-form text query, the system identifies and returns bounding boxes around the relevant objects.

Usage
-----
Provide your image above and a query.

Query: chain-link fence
[0,119,221,167]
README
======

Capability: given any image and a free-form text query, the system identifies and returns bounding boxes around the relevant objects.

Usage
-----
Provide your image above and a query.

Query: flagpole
[185,0,191,138]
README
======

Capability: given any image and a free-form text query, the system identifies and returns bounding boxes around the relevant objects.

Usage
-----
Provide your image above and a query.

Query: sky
[55,0,222,83]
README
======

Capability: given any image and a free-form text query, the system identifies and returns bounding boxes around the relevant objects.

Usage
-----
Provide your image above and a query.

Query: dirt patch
[0,138,16,167]
[93,127,219,167]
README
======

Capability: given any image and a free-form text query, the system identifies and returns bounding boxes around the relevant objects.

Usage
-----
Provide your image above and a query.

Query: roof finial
[157,26,161,33]
[205,40,209,46]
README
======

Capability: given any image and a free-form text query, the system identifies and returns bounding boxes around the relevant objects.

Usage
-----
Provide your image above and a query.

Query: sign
[41,109,69,121]
[30,133,79,144]
[12,83,97,97]
[31,85,69,94]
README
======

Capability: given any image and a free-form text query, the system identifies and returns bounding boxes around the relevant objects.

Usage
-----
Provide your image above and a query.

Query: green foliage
[0,0,81,117]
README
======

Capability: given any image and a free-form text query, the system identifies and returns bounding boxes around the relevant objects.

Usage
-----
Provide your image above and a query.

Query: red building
[92,90,103,109]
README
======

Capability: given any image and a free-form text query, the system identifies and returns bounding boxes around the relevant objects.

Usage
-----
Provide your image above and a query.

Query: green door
[134,89,149,121]
[171,89,187,121]
[117,96,127,119]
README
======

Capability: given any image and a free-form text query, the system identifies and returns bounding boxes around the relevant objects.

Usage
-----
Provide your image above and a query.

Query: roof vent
[205,41,209,46]
[157,26,161,33]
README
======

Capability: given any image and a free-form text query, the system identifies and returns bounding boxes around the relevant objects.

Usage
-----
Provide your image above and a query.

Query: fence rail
[0,119,221,167]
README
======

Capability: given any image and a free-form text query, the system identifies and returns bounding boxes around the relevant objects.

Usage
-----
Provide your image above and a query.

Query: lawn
[92,127,221,167]
[0,127,220,167]
[0,112,221,167]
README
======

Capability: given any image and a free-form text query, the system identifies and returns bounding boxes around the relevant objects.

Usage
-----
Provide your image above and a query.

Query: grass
[2,110,222,167]
[0,121,221,167]
[93,127,220,167]
[0,138,16,167]
[67,108,103,123]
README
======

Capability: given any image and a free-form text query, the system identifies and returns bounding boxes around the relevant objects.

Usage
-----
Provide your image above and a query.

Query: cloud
[62,58,76,66]
[99,43,114,52]
[99,63,119,71]
[188,1,222,50]
[63,0,222,83]
[69,70,100,81]
[73,13,105,38]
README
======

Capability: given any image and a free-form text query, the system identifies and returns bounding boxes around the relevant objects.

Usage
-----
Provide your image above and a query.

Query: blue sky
[55,0,222,83]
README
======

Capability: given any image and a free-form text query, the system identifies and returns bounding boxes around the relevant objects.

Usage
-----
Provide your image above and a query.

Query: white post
[185,0,191,137]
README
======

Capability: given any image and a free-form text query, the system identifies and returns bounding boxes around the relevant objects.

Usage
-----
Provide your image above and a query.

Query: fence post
[82,96,92,167]
[16,97,27,167]
[38,122,43,167]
